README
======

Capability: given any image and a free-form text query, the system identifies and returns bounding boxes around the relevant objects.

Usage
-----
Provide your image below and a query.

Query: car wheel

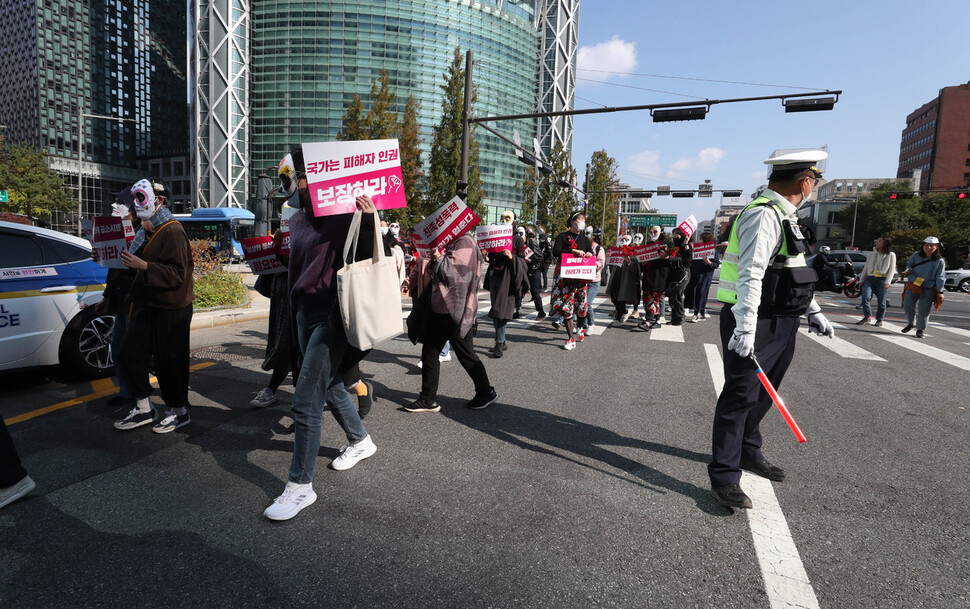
[960,278,970,294]
[59,307,115,378]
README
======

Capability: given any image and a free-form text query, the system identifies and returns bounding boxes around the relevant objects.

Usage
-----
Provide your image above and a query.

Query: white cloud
[577,36,637,82]
[626,150,662,177]
[665,147,728,178]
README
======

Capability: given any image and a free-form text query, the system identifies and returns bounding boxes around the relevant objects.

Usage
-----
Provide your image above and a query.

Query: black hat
[113,189,136,208]
[566,210,585,227]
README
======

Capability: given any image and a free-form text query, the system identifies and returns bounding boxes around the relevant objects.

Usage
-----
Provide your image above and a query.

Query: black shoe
[711,484,753,509]
[916,329,924,339]
[551,320,561,330]
[649,321,661,329]
[466,388,498,410]
[513,310,522,319]
[740,456,787,481]
[636,321,650,331]
[491,343,504,358]
[357,382,374,420]
[536,312,547,321]
[670,320,683,326]
[403,397,440,413]
[901,324,914,333]
[500,341,508,351]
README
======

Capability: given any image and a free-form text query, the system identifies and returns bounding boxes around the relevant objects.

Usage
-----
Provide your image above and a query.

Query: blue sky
[570,0,970,223]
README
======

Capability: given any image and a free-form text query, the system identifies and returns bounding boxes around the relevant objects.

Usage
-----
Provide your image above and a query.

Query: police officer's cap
[765,150,828,181]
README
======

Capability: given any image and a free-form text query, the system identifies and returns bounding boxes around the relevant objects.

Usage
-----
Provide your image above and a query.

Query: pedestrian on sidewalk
[113,179,195,435]
[549,211,593,350]
[0,418,36,510]
[856,236,896,327]
[486,210,529,358]
[262,148,378,521]
[686,231,719,322]
[901,237,946,339]
[404,232,497,413]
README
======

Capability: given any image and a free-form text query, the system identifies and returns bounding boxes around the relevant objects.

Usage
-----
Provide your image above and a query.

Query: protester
[113,179,195,434]
[403,228,453,369]
[608,234,641,327]
[537,226,552,290]
[525,227,547,320]
[262,147,378,521]
[856,236,896,327]
[404,232,497,413]
[901,236,946,339]
[549,211,593,350]
[638,228,670,331]
[685,231,720,322]
[709,150,833,510]
[583,230,607,333]
[664,227,693,326]
[486,210,529,358]
[0,419,35,510]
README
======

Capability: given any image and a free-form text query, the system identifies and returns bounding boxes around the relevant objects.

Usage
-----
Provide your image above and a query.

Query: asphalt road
[1,284,968,609]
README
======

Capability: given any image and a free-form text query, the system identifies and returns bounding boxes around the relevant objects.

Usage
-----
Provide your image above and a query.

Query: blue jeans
[290,296,367,484]
[903,288,936,332]
[583,282,600,329]
[112,312,132,398]
[489,280,507,343]
[861,277,888,321]
[440,341,451,358]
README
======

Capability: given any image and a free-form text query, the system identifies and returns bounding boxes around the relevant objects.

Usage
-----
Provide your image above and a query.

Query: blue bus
[175,207,256,260]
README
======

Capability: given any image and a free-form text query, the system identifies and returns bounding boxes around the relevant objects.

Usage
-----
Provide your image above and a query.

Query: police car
[0,221,112,377]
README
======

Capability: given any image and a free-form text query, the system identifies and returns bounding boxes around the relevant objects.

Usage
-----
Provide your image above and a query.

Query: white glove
[807,312,835,338]
[727,329,755,358]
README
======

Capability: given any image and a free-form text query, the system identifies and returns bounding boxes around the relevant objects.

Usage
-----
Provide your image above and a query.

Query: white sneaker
[331,434,377,471]
[250,387,276,408]
[439,352,452,363]
[689,315,699,323]
[263,481,317,521]
[563,339,576,351]
[657,316,667,324]
[417,359,423,369]
[620,312,631,323]
[0,475,36,510]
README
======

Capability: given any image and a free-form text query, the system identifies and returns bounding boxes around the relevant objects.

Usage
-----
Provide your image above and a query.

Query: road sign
[0,190,8,203]
[628,214,676,228]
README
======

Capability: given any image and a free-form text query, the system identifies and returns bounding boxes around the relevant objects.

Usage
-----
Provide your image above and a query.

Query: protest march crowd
[0,146,950,518]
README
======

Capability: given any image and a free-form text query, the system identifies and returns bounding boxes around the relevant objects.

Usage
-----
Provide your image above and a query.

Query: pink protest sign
[560,253,597,280]
[302,139,406,217]
[476,224,513,254]
[241,236,286,275]
[92,217,134,269]
[278,204,299,256]
[414,196,481,249]
[607,247,624,266]
[693,242,716,259]
[635,243,662,263]
[524,246,534,261]
[677,214,697,239]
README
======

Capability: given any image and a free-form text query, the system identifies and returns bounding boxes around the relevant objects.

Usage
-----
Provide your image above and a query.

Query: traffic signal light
[957,191,968,200]
[888,192,914,200]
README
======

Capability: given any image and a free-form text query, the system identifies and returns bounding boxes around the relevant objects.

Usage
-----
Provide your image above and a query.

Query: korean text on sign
[634,243,661,263]
[607,247,624,266]
[560,254,597,280]
[413,196,481,250]
[475,225,513,254]
[278,204,299,256]
[241,236,286,275]
[302,139,407,217]
[692,242,717,260]
[92,217,134,269]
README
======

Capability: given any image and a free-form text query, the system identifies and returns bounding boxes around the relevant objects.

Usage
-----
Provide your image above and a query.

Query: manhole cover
[191,342,265,362]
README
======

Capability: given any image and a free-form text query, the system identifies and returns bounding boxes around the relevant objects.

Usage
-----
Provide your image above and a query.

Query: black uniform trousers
[119,303,193,410]
[527,268,545,315]
[0,417,28,487]
[709,304,799,488]
[420,313,491,401]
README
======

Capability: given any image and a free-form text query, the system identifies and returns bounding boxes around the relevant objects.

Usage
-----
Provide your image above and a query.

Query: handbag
[406,283,433,345]
[253,274,273,298]
[336,210,404,350]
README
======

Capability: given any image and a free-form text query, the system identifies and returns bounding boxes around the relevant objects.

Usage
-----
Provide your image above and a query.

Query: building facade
[0,0,189,231]
[537,0,579,155]
[897,82,970,192]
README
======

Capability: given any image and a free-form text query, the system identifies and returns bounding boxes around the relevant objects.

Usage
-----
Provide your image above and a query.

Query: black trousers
[539,262,550,290]
[709,304,799,487]
[0,417,28,487]
[665,271,690,324]
[528,269,545,315]
[420,313,491,401]
[119,304,193,409]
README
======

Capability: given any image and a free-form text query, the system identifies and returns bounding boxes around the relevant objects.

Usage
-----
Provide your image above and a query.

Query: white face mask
[573,221,586,233]
[131,179,157,220]
[648,230,660,242]
[633,234,644,245]
[621,236,632,246]
[390,224,400,237]
[500,215,514,226]
[381,226,389,235]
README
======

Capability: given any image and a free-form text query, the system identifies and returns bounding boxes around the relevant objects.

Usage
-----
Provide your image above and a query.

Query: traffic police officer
[710,150,835,509]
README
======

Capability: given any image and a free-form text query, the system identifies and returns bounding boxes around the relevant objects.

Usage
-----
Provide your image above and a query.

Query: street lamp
[77,112,134,235]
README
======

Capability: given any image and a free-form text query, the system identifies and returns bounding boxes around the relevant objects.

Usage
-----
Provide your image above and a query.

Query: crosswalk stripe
[586,298,613,336]
[649,323,685,343]
[801,330,886,361]
[704,343,724,393]
[927,321,970,340]
[877,320,930,337]
[873,334,970,371]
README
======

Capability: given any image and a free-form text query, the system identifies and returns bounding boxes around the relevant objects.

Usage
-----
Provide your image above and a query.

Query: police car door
[0,227,84,368]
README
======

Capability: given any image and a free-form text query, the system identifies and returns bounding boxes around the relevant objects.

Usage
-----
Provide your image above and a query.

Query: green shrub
[194,271,247,309]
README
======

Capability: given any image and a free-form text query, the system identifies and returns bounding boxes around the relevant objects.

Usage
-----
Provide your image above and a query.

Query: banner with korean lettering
[607,247,624,266]
[241,236,286,275]
[278,204,299,256]
[634,243,662,263]
[692,241,717,260]
[302,139,407,217]
[476,225,513,254]
[677,214,697,239]
[92,217,134,269]
[413,196,481,250]
[560,254,597,280]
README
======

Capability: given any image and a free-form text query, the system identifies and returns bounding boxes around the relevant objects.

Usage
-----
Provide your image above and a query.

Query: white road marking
[704,342,821,609]
[877,320,930,337]
[586,298,614,336]
[649,323,685,343]
[801,330,886,361]
[927,321,970,340]
[873,334,970,371]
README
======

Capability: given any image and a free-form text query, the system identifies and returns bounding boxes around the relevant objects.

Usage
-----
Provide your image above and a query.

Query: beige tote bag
[336,210,404,350]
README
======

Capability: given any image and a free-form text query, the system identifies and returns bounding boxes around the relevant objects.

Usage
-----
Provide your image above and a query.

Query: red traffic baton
[749,353,807,443]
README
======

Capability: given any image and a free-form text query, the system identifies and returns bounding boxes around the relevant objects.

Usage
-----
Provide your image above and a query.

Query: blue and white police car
[0,220,113,377]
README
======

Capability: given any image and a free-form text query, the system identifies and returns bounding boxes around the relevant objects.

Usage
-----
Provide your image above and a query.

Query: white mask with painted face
[621,236,632,246]
[381,226,389,236]
[390,223,400,237]
[131,179,157,220]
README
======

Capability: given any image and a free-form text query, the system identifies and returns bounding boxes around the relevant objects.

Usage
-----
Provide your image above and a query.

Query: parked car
[944,268,970,293]
[0,221,112,377]
[806,250,870,275]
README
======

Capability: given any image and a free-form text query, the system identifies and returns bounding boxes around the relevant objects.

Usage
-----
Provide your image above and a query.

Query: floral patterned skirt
[550,278,589,319]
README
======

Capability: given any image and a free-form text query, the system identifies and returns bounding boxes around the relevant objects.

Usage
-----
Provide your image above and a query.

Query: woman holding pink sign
[549,211,593,350]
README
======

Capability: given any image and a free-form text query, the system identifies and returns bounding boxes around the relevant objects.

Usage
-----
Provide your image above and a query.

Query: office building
[897,82,970,192]
[0,0,189,231]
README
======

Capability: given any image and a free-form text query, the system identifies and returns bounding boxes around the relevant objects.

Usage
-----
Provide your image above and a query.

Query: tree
[426,47,485,219]
[582,149,620,244]
[0,141,75,222]
[835,182,924,246]
[390,95,425,227]
[520,143,576,234]
[364,70,397,140]
[336,94,367,142]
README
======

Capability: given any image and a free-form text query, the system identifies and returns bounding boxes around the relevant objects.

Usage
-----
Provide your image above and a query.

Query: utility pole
[457,50,473,201]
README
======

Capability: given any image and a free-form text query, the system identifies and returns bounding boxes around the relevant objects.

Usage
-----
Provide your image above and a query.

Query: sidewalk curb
[190,308,269,331]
